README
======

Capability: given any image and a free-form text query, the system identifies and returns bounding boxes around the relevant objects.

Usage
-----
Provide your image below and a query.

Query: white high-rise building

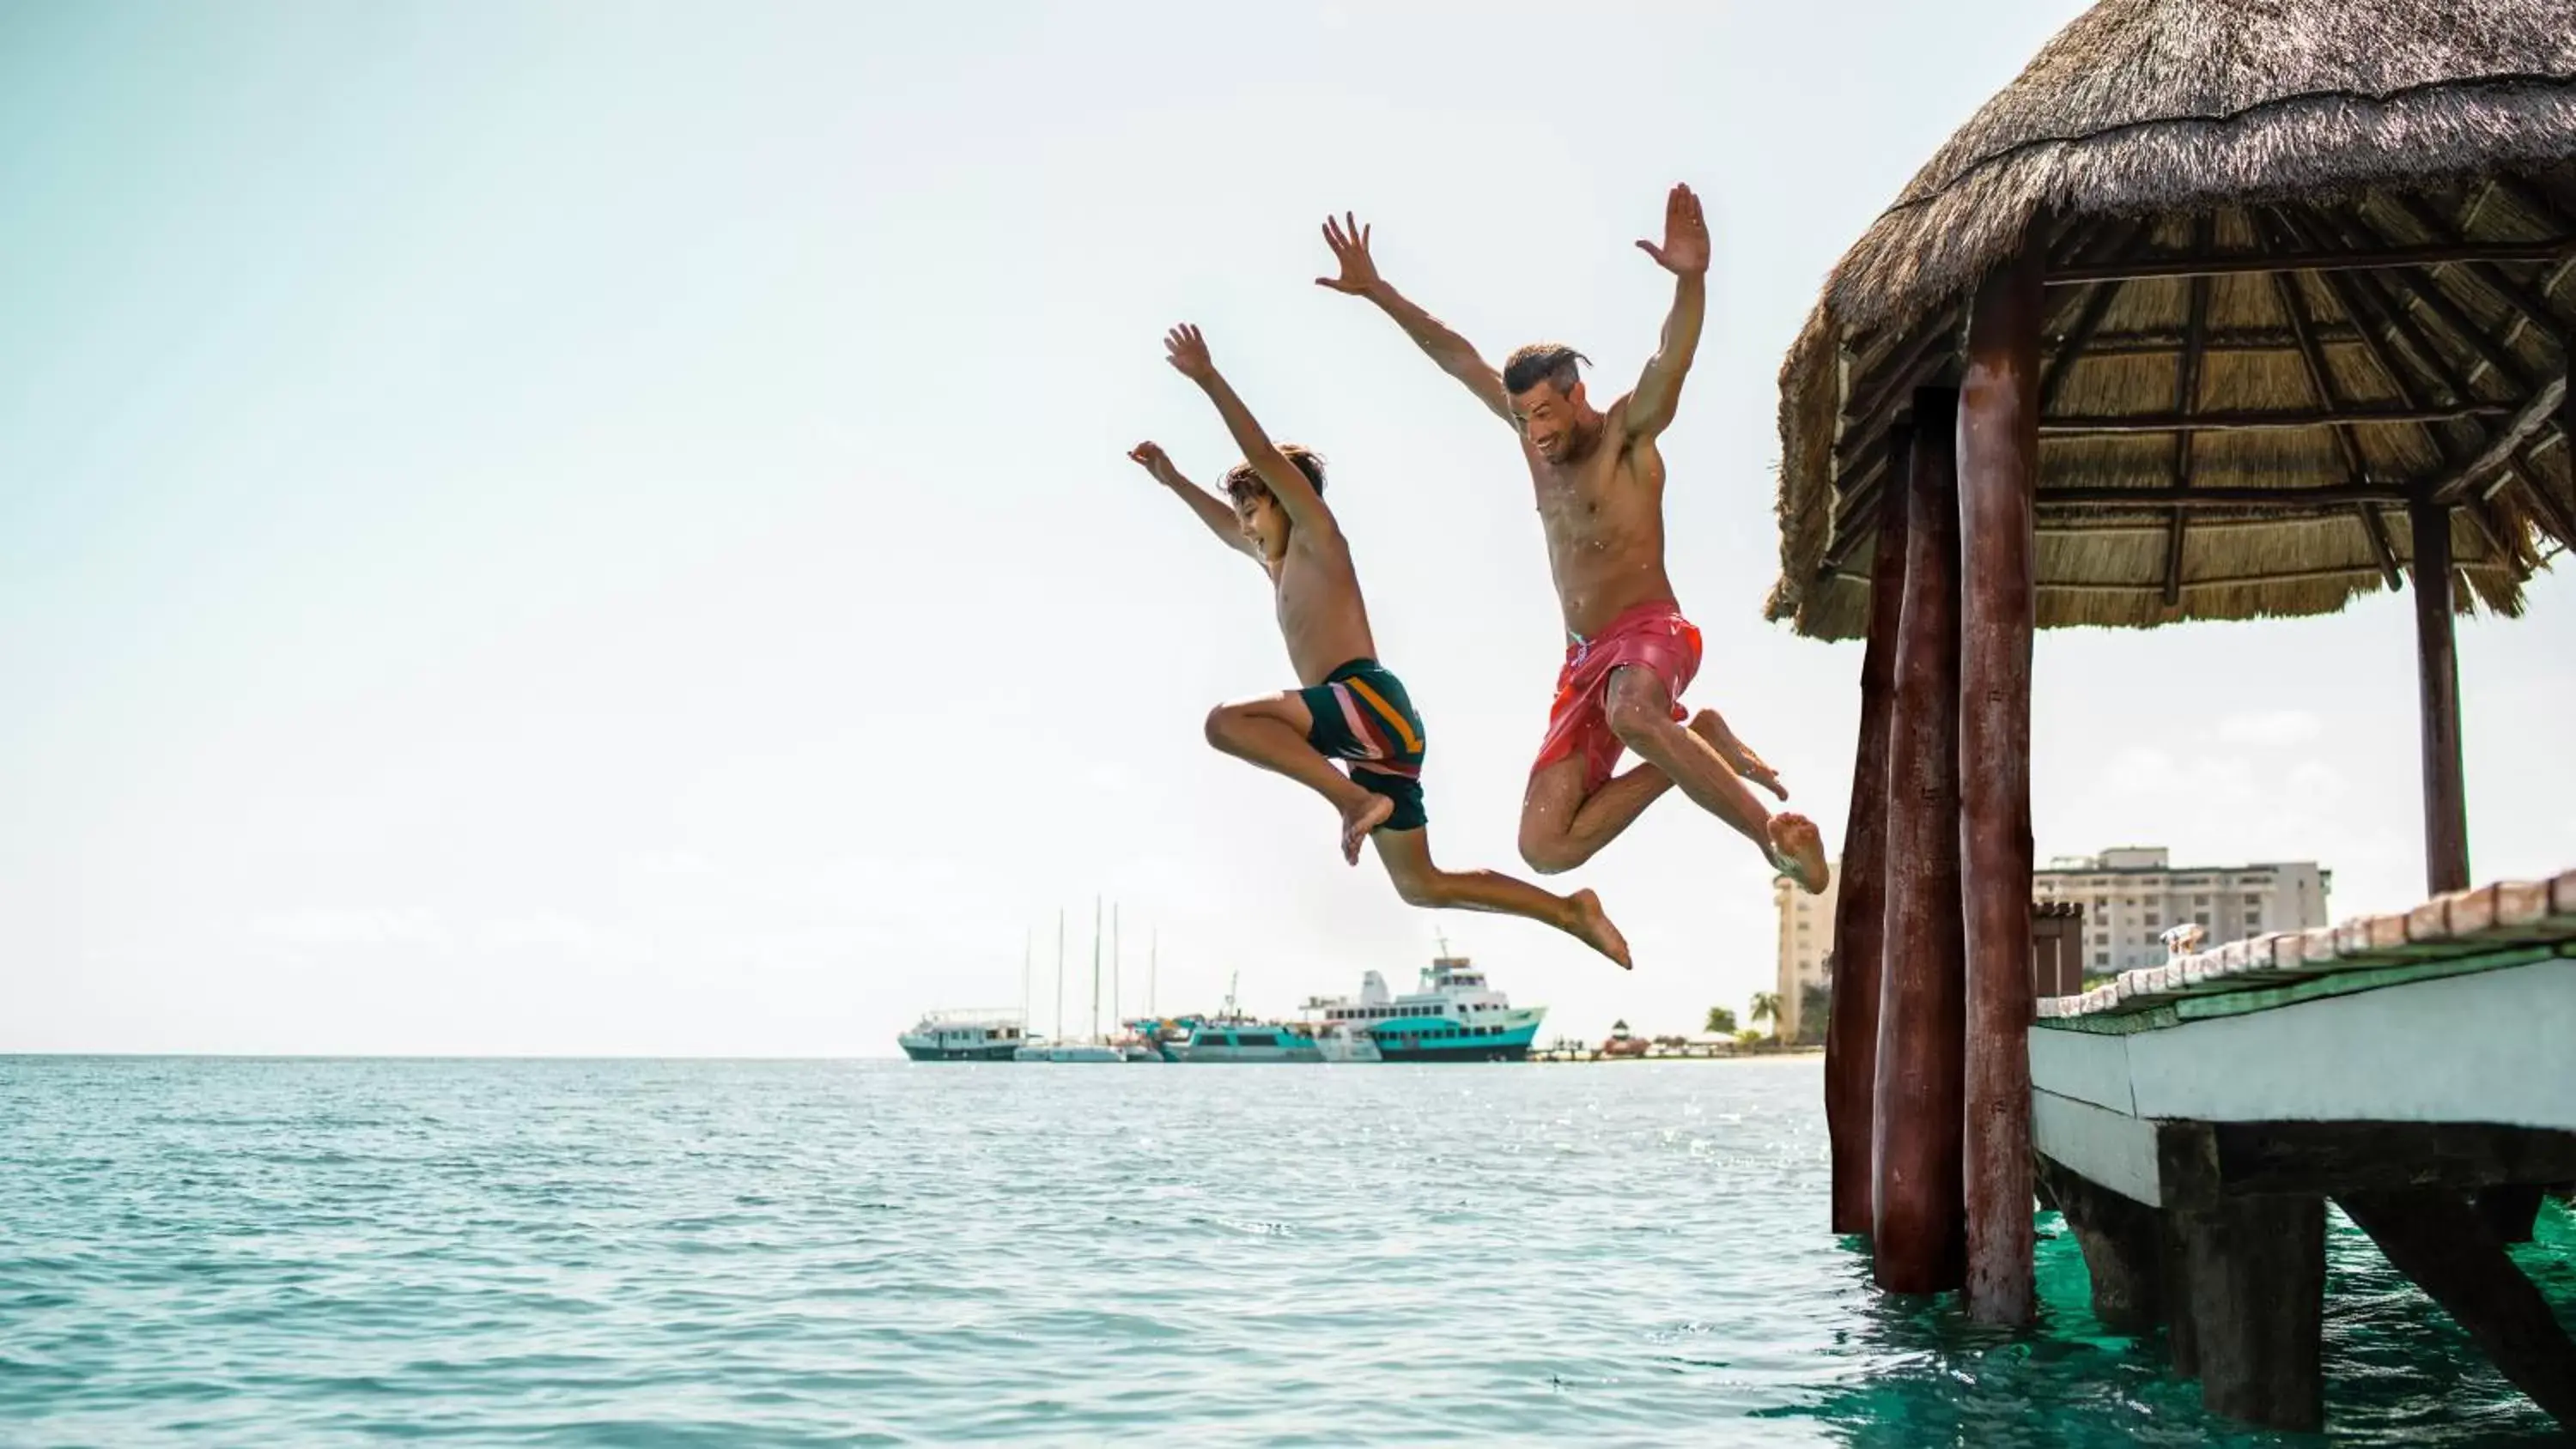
[1772,846,2332,1021]
[1772,861,1840,1042]
[2032,846,2332,976]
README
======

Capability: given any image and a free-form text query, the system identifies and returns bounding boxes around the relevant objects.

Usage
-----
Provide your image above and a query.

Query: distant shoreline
[1527,1046,1825,1064]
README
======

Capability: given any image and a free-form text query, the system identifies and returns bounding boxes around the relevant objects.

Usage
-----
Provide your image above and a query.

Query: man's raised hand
[1315,212,1382,295]
[1635,183,1710,276]
[1163,323,1216,382]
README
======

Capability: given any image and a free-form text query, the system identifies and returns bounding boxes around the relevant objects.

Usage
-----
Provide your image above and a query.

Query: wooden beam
[2166,217,2214,606]
[1826,426,1912,1238]
[2040,484,2412,507]
[2036,1154,2163,1332]
[2410,494,2471,896]
[2380,191,2576,338]
[2175,1196,2327,1433]
[2264,253,2405,589]
[2432,375,2567,502]
[1874,385,1967,1296]
[2041,403,2509,434]
[1958,243,2042,1327]
[2045,237,2572,284]
[2321,206,2532,394]
[1835,308,1961,470]
[2035,218,2150,414]
[2269,207,2480,482]
[2339,1189,2576,1429]
[2075,324,2371,357]
[2184,1121,2576,1199]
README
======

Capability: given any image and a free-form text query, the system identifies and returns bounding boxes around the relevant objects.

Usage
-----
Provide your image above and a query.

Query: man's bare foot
[1768,813,1831,894]
[1564,888,1631,970]
[1692,709,1787,801]
[1339,794,1394,864]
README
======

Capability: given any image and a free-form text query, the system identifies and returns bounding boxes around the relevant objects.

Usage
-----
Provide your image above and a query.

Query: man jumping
[1133,322,1632,967]
[1316,185,1829,893]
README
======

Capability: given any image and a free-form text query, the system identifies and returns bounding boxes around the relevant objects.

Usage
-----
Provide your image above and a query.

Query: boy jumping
[1132,323,1631,967]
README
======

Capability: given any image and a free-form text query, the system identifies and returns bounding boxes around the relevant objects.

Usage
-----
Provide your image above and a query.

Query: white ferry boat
[1302,949,1545,1063]
[897,1009,1028,1062]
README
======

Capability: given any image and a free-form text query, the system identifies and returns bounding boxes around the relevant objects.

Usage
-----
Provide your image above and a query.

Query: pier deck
[2030,870,2576,1431]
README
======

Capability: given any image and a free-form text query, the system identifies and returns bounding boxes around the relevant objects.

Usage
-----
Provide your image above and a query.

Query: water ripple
[0,1056,2566,1446]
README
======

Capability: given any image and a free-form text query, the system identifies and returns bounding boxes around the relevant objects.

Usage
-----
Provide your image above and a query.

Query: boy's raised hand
[1127,440,1179,483]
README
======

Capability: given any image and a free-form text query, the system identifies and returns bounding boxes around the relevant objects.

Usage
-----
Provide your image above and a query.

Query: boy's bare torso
[1266,522,1379,686]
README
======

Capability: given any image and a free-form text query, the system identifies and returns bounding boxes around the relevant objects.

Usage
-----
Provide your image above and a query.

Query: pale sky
[4,1,2569,1056]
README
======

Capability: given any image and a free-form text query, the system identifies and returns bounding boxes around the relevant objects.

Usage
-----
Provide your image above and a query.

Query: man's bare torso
[1268,525,1379,686]
[1523,398,1679,640]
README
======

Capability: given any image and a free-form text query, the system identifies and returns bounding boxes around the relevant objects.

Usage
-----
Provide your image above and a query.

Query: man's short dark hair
[1503,343,1588,397]
[1223,444,1327,501]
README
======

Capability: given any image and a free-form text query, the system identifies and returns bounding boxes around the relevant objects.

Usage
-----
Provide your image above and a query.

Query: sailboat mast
[1150,929,1158,1016]
[1112,902,1121,1031]
[1091,895,1103,1041]
[1020,929,1030,1032]
[1054,909,1066,1042]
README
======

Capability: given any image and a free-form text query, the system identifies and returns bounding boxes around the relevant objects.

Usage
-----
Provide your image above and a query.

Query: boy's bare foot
[1564,888,1632,970]
[1692,709,1787,801]
[1768,813,1831,894]
[1339,794,1394,864]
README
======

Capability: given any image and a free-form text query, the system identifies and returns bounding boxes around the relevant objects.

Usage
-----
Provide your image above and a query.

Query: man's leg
[1517,712,1737,875]
[1372,827,1631,969]
[1204,694,1391,864]
[1601,668,1829,891]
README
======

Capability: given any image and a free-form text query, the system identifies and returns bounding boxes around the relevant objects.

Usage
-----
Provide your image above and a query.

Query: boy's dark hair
[1222,444,1327,502]
[1503,343,1589,397]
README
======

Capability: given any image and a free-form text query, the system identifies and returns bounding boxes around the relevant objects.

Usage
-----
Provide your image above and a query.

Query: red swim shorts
[1533,598,1703,794]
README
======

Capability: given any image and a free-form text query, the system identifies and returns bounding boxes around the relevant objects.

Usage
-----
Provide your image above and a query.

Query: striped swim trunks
[1296,658,1428,832]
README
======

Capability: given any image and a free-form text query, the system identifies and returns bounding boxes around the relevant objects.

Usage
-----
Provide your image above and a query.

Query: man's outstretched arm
[1129,440,1255,560]
[1316,213,1514,426]
[1163,324,1334,537]
[1623,184,1710,443]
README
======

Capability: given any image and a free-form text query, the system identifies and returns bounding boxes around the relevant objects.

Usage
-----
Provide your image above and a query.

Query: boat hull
[899,1041,1020,1062]
[1372,1040,1532,1064]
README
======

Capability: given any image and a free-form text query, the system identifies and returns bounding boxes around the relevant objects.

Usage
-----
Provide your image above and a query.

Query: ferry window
[1240,1033,1278,1047]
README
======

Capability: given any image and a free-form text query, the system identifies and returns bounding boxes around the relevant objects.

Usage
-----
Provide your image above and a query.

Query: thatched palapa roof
[1771,0,2576,640]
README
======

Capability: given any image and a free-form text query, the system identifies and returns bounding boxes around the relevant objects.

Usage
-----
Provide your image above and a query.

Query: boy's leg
[1601,668,1829,892]
[1371,827,1631,969]
[1203,693,1391,864]
[1517,712,1739,874]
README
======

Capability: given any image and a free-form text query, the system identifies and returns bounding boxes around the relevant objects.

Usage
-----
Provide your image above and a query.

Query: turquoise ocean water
[3,1056,2568,1446]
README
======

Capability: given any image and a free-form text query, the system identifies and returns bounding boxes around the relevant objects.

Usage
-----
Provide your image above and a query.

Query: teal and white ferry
[1301,949,1545,1063]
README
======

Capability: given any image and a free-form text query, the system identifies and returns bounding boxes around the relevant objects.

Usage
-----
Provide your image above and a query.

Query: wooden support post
[2177,1196,2327,1432]
[2476,1183,2547,1244]
[1827,426,1913,1237]
[1959,246,2043,1327]
[2035,1155,2162,1331]
[2408,494,2470,894]
[2341,1188,2576,1429]
[1872,385,1967,1295]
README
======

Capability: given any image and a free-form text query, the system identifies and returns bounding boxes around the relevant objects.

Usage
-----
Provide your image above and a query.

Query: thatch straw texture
[1771,0,2576,640]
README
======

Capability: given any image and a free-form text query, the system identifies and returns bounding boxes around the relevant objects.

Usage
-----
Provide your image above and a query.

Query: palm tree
[1704,1005,1738,1035]
[1749,991,1782,1040]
